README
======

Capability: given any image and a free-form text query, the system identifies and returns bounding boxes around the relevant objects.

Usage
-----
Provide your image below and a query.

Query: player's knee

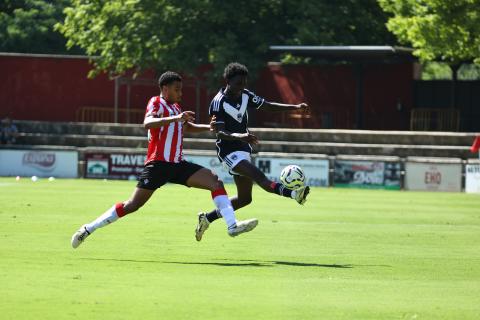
[123,200,143,214]
[211,174,225,191]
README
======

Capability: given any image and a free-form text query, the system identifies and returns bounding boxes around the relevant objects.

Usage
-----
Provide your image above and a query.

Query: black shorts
[137,160,204,190]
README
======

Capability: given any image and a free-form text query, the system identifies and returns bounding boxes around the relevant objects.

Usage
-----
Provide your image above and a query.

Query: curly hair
[223,62,249,81]
[158,71,182,87]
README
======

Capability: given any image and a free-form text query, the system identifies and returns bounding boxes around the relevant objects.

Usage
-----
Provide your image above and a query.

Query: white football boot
[228,219,258,237]
[71,225,91,249]
[195,212,210,241]
[294,186,310,205]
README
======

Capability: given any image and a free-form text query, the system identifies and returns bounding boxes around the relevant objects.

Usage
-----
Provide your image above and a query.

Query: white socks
[85,203,124,233]
[212,192,237,229]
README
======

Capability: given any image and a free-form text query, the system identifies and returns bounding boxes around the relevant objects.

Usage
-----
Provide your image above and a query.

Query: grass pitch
[0,177,479,319]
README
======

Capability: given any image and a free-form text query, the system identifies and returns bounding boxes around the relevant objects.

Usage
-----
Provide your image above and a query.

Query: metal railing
[410,108,460,131]
[75,106,145,123]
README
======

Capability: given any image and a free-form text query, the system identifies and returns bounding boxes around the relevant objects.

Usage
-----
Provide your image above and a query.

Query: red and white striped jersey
[144,96,184,164]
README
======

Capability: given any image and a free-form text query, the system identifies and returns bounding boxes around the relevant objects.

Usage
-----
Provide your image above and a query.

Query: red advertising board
[85,153,146,180]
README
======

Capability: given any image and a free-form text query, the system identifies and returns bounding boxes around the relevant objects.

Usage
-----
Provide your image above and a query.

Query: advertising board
[85,153,146,180]
[185,155,233,183]
[465,164,480,193]
[333,160,400,189]
[255,157,329,187]
[405,162,462,192]
[0,149,78,178]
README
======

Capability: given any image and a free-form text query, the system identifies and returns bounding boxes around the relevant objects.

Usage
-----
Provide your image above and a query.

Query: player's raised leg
[71,187,154,248]
[187,167,258,238]
[233,160,310,205]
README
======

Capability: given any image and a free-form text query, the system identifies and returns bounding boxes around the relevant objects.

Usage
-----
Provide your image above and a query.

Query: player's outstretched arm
[143,111,195,129]
[261,101,310,113]
[183,121,211,133]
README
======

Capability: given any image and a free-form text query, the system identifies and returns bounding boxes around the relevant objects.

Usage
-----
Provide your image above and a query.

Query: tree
[378,0,480,65]
[0,0,81,54]
[57,0,396,80]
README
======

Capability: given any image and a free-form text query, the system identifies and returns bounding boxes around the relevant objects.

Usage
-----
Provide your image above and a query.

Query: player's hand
[209,115,218,132]
[241,133,259,145]
[178,111,195,123]
[296,103,309,114]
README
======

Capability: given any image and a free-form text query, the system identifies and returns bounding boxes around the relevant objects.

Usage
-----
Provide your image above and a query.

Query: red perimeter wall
[0,54,413,129]
[254,63,413,130]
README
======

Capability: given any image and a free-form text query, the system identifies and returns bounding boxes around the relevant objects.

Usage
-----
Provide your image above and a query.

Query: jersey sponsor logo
[223,93,249,123]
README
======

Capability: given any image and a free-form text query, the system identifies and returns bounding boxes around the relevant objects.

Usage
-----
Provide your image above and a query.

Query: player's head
[158,71,182,103]
[224,62,248,97]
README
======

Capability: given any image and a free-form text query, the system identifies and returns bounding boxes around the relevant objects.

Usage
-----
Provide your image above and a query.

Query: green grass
[0,177,479,319]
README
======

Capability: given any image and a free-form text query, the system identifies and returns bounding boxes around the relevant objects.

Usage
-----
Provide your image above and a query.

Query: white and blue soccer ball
[280,165,306,189]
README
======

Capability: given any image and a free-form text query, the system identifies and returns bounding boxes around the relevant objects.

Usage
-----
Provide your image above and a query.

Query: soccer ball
[280,165,306,189]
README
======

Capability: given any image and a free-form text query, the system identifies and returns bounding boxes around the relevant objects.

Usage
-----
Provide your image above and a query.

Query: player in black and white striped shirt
[195,62,310,241]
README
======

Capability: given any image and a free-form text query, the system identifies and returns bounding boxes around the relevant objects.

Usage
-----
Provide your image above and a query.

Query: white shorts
[221,151,251,175]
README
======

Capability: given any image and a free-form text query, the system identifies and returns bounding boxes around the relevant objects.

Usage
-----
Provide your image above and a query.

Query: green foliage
[57,0,395,80]
[421,62,452,80]
[285,0,396,46]
[379,0,480,65]
[0,0,81,54]
[458,63,480,80]
[421,62,480,80]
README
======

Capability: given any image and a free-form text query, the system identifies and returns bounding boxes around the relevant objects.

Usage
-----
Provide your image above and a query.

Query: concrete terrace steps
[15,120,478,146]
[11,120,479,159]
[252,129,477,146]
[17,132,215,149]
[16,132,473,158]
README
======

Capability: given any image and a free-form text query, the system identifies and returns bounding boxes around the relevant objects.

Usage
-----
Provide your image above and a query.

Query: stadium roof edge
[0,52,98,59]
[269,45,415,61]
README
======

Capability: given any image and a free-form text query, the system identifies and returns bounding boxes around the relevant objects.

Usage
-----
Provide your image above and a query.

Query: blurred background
[1,0,479,130]
[1,0,479,191]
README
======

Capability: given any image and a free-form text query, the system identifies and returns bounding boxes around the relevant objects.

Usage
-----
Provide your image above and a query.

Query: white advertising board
[255,157,329,187]
[0,149,78,178]
[465,164,480,193]
[405,162,461,192]
[185,155,234,183]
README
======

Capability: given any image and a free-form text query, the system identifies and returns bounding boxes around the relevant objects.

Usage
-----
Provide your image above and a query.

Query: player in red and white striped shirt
[144,94,185,164]
[71,71,258,249]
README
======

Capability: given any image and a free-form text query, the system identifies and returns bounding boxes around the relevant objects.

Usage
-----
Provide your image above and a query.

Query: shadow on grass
[239,260,392,268]
[272,261,352,268]
[81,257,354,268]
[236,259,353,268]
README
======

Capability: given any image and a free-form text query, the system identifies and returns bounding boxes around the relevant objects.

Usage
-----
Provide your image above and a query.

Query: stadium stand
[10,120,476,160]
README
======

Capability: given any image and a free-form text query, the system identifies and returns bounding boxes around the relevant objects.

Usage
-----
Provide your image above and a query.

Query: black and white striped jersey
[208,88,265,159]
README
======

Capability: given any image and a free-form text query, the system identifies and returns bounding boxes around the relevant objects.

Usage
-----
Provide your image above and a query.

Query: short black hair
[223,62,248,81]
[158,71,182,87]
